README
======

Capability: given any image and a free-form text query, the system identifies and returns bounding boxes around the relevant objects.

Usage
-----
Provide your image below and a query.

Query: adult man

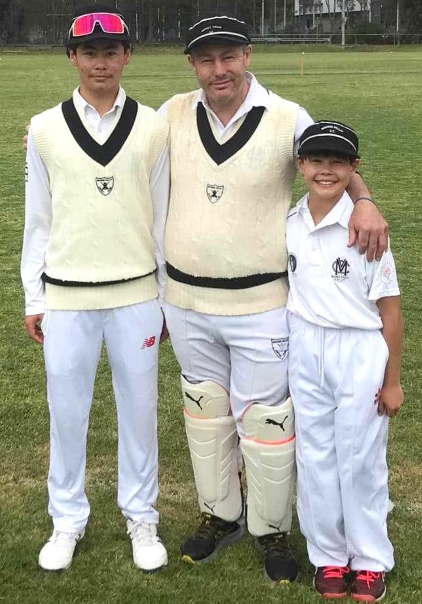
[21,5,169,572]
[160,16,388,583]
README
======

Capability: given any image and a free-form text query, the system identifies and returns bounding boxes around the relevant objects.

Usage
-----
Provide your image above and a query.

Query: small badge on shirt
[288,254,297,275]
[381,258,395,285]
[271,337,289,361]
[96,176,114,196]
[206,184,224,204]
[331,257,350,282]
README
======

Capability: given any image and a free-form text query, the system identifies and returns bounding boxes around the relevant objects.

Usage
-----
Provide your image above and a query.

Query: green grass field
[0,47,421,604]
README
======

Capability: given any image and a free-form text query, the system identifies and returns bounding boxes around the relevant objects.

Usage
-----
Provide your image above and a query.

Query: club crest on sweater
[96,176,115,196]
[206,183,224,204]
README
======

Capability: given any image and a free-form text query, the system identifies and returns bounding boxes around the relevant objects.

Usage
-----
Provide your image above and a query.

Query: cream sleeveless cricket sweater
[31,97,168,310]
[164,90,298,316]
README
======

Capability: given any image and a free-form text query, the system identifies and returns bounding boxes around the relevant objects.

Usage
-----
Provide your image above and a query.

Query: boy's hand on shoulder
[376,385,404,417]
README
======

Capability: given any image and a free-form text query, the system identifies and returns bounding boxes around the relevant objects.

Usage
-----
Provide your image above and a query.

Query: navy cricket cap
[298,121,360,159]
[184,16,251,54]
[67,4,131,48]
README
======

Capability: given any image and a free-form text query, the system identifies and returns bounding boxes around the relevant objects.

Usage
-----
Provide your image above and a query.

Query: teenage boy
[160,15,389,583]
[287,121,403,601]
[21,5,169,572]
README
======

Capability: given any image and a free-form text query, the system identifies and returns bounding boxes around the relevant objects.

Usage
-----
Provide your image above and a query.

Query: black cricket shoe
[257,532,299,584]
[181,513,245,564]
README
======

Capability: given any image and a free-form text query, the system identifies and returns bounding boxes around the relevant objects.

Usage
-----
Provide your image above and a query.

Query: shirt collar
[72,86,126,118]
[297,191,354,230]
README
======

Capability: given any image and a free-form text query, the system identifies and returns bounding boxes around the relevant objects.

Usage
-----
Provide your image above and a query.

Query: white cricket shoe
[38,529,85,571]
[127,520,168,572]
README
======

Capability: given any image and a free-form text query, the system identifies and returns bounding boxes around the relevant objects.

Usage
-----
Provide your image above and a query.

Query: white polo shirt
[286,192,400,330]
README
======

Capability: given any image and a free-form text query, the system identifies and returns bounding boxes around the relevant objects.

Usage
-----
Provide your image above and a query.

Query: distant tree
[240,0,258,33]
[355,0,370,21]
[380,0,422,33]
[0,0,12,42]
[4,0,420,45]
[401,0,422,32]
[336,0,355,14]
[355,0,370,10]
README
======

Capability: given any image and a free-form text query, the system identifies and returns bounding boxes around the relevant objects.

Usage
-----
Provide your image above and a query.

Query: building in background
[293,0,384,32]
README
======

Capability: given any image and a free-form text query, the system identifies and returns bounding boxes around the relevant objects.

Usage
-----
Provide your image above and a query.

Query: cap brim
[68,31,131,45]
[185,34,250,54]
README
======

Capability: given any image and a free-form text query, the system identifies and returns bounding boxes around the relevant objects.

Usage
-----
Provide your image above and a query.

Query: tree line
[0,0,420,45]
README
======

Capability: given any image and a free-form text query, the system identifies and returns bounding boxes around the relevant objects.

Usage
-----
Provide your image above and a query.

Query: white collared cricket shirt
[286,192,400,329]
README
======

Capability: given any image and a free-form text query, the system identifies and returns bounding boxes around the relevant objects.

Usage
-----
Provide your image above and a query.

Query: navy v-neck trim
[196,102,265,165]
[61,97,138,167]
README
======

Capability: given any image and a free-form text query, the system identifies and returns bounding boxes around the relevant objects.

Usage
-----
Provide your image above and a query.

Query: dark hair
[298,150,358,163]
[66,39,131,57]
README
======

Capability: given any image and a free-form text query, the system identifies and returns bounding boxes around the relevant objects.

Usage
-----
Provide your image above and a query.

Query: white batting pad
[240,399,296,536]
[181,375,231,418]
[182,378,242,521]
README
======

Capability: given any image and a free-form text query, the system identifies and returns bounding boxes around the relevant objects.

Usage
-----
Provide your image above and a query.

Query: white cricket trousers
[163,303,289,432]
[42,300,163,532]
[288,313,394,572]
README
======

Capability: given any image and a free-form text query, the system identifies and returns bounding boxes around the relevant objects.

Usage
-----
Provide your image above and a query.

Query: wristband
[354,196,376,205]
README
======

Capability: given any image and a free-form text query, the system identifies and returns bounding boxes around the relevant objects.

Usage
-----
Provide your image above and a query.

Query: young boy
[21,5,169,572]
[286,121,403,601]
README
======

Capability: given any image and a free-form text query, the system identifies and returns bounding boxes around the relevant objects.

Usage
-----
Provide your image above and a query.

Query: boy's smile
[297,155,359,205]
